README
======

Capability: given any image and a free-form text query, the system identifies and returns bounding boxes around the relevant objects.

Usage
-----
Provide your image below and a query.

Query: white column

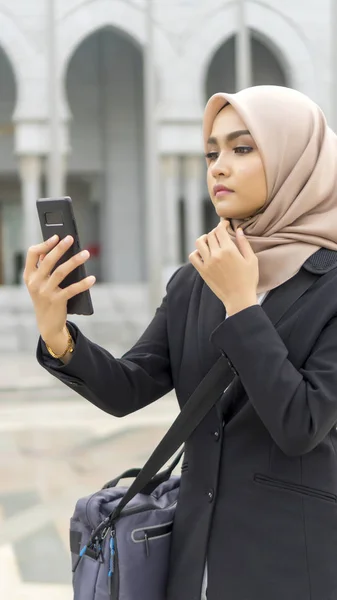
[235,0,252,91]
[19,156,42,252]
[48,151,67,199]
[184,156,204,258]
[144,0,162,310]
[47,0,65,197]
[162,155,180,273]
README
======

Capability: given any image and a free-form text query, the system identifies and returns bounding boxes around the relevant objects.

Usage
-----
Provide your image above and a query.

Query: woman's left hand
[189,220,259,316]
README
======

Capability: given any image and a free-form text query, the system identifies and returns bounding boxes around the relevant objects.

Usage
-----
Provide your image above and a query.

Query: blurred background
[0,0,334,597]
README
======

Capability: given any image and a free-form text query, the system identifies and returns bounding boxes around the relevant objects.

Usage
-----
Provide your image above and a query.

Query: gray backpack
[70,355,233,600]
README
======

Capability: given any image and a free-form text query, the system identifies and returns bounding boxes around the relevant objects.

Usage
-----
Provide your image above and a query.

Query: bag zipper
[132,522,173,546]
[77,497,177,574]
[121,497,178,519]
[85,491,177,532]
[108,528,119,599]
[76,497,177,593]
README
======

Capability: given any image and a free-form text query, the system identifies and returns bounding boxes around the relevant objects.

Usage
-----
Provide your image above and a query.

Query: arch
[0,9,37,117]
[62,23,143,120]
[64,25,144,168]
[184,1,318,110]
[0,44,17,121]
[250,28,290,84]
[205,32,288,100]
[64,25,146,283]
[58,0,176,114]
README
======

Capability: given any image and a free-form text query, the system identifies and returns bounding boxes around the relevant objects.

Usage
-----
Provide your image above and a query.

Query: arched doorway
[0,47,17,284]
[206,33,288,98]
[65,27,145,283]
[203,33,287,231]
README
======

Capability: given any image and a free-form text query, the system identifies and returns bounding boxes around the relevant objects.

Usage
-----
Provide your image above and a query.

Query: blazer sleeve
[37,292,174,418]
[210,305,337,456]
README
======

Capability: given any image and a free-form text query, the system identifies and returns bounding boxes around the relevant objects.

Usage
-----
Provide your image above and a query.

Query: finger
[189,250,204,271]
[48,249,90,289]
[37,235,74,279]
[60,275,96,301]
[195,234,210,262]
[214,221,232,246]
[24,235,59,274]
[207,230,221,254]
[37,254,46,268]
[236,228,254,259]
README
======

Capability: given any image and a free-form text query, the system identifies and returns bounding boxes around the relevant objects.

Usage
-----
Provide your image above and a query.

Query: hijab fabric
[203,85,337,293]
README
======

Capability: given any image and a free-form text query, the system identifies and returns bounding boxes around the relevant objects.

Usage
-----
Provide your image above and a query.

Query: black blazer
[38,248,337,600]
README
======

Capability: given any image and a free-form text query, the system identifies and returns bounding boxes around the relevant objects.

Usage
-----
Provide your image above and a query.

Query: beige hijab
[203,85,337,293]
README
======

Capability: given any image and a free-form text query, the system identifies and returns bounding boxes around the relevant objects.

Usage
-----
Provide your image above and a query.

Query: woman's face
[206,104,267,221]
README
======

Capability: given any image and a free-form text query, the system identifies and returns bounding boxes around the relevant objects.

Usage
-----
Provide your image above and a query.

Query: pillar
[161,155,180,280]
[19,155,42,252]
[183,156,204,257]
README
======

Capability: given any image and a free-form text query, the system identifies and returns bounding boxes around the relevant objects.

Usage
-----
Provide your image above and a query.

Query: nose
[210,152,231,178]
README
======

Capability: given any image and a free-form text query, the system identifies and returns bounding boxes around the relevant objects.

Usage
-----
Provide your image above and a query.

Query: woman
[25,85,337,600]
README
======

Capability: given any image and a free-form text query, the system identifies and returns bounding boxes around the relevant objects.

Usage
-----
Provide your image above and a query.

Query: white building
[0,0,334,350]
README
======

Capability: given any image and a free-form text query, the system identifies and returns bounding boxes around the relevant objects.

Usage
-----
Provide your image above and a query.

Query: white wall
[0,0,329,135]
[0,0,333,286]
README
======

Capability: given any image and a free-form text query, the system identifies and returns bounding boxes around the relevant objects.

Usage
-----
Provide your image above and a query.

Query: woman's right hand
[23,234,96,347]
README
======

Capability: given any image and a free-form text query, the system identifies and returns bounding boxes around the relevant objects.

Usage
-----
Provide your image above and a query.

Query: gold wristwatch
[45,326,74,359]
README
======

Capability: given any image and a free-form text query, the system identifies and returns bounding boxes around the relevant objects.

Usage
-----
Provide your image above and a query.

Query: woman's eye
[205,152,218,161]
[234,146,253,154]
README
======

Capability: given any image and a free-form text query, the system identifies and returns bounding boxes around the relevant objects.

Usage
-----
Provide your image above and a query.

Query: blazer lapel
[197,267,319,413]
[262,268,319,327]
[197,279,227,378]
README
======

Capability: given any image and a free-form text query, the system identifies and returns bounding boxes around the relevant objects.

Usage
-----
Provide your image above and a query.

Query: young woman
[25,85,337,600]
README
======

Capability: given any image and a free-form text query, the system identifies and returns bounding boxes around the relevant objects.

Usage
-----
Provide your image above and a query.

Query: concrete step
[0,284,152,353]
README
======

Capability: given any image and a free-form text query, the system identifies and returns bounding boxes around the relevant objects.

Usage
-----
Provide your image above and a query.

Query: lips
[213,184,234,196]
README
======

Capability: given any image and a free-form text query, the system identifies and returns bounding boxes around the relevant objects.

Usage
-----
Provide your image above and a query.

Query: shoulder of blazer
[166,262,198,293]
[303,248,337,274]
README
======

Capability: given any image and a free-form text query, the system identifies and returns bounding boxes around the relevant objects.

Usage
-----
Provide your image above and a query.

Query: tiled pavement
[0,353,179,599]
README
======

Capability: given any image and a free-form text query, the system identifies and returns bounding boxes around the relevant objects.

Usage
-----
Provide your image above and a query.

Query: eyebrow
[207,129,251,145]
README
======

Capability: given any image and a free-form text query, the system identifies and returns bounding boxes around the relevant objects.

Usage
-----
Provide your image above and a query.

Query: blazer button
[213,430,220,441]
[207,489,214,502]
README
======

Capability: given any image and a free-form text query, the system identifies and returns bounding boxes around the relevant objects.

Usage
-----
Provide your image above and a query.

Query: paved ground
[0,351,179,599]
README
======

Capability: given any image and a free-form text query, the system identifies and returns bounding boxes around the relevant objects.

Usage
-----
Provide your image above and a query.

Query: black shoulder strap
[103,268,321,526]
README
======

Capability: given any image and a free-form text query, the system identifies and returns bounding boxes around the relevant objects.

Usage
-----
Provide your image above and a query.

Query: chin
[215,205,246,221]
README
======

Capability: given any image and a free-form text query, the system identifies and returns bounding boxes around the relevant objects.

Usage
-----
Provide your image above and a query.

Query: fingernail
[88,275,96,284]
[63,235,73,244]
[81,250,90,258]
[237,228,244,236]
[49,234,58,242]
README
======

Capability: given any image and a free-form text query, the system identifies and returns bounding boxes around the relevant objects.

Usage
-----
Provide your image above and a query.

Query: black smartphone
[36,196,94,315]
